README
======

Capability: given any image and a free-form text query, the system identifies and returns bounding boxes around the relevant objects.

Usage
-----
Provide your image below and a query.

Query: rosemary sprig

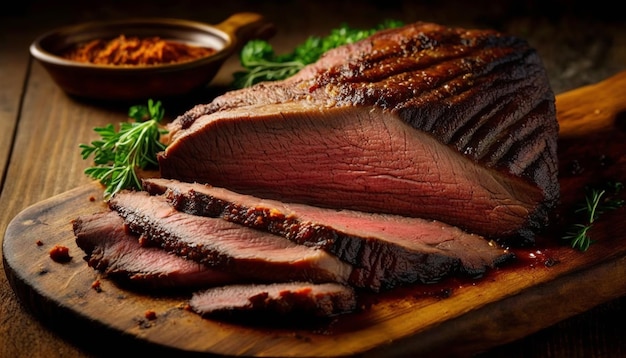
[80,99,168,199]
[562,181,624,251]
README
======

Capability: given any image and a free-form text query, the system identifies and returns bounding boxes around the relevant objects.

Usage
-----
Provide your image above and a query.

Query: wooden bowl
[29,13,274,101]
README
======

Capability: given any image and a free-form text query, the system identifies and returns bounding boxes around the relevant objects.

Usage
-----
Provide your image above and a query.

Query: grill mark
[355,23,520,73]
[334,49,532,135]
[484,101,556,175]
[456,70,547,160]
[443,52,543,145]
[487,122,547,173]
[318,34,527,109]
[521,145,559,209]
[393,53,530,139]
[467,103,526,163]
[447,91,515,153]
[502,126,548,175]
[337,49,515,99]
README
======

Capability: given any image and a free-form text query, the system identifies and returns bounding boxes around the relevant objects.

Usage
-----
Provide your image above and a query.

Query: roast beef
[72,211,238,290]
[143,178,514,291]
[158,21,559,244]
[188,282,356,318]
[107,190,353,285]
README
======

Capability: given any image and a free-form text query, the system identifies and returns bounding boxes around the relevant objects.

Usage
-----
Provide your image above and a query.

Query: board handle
[557,70,626,139]
[214,12,276,52]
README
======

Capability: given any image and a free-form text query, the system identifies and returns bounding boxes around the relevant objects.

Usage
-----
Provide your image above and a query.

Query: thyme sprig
[80,99,168,199]
[562,181,624,251]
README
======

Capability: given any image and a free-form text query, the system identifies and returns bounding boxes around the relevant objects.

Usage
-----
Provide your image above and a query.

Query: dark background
[4,0,625,94]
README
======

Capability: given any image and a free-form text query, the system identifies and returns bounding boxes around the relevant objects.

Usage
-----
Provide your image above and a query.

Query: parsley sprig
[80,99,168,199]
[562,181,624,251]
[233,20,404,88]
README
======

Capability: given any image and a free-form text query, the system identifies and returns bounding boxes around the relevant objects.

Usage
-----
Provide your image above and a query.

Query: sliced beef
[72,211,237,290]
[143,178,514,291]
[188,282,356,319]
[107,190,353,286]
[158,21,559,244]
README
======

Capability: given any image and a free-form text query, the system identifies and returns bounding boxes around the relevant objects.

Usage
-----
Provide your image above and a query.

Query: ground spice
[63,34,216,66]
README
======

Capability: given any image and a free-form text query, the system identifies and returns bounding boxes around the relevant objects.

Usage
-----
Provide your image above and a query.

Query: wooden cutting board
[3,71,626,357]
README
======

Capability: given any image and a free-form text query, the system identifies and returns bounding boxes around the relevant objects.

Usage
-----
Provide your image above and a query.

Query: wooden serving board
[3,72,626,357]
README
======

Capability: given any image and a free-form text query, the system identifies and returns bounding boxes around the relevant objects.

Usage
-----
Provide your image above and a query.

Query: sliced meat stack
[73,194,357,318]
[159,21,559,244]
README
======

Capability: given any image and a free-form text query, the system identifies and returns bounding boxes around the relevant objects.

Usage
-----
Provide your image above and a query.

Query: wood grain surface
[3,70,626,357]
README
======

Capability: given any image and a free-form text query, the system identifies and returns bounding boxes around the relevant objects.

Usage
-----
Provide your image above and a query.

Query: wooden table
[1,1,625,357]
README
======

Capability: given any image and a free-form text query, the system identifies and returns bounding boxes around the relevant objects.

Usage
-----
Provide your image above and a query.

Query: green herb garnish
[562,181,624,251]
[233,19,404,88]
[80,99,168,199]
